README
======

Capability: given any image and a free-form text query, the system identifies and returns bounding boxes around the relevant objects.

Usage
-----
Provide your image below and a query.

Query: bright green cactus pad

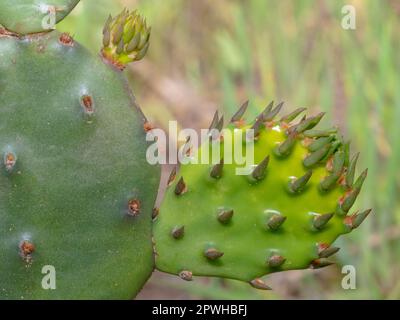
[0,30,159,299]
[154,102,370,288]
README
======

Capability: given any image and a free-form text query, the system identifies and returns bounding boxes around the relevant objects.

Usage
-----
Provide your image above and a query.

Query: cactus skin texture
[153,102,370,289]
[0,30,159,299]
[0,0,80,34]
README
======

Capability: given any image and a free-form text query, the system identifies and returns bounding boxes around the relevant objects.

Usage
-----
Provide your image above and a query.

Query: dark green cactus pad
[0,31,160,299]
[154,102,370,288]
[0,0,80,34]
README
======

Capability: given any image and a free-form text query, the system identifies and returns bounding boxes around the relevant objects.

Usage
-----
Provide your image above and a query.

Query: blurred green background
[58,0,400,299]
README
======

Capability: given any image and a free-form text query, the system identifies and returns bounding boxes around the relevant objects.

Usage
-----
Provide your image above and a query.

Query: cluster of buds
[102,9,151,70]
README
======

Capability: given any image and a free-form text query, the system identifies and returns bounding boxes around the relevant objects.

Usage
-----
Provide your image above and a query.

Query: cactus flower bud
[102,9,151,70]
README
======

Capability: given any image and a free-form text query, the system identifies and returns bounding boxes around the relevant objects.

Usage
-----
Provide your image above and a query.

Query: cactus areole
[0,2,370,299]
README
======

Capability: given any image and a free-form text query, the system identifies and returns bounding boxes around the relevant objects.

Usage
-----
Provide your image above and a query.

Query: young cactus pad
[153,102,370,288]
[0,0,80,34]
[0,28,159,297]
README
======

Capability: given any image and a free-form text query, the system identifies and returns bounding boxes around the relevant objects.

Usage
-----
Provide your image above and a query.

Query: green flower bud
[102,9,151,70]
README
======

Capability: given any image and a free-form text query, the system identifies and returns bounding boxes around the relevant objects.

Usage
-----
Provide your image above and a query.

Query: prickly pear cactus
[153,102,370,289]
[0,6,159,299]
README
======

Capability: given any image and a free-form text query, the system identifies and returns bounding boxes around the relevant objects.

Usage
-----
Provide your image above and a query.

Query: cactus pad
[101,9,151,70]
[0,30,159,299]
[153,102,370,288]
[0,0,80,35]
